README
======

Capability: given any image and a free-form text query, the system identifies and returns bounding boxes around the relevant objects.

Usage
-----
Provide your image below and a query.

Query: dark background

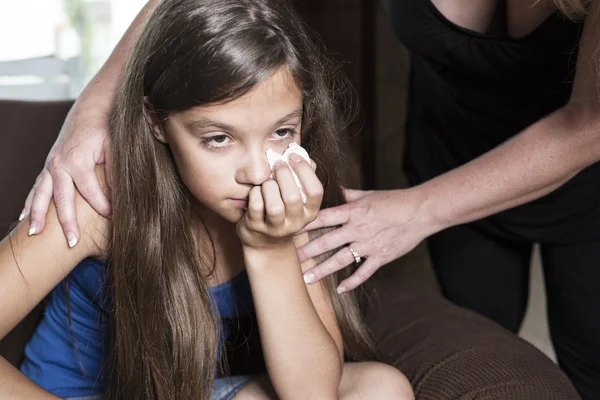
[292,0,435,289]
[292,0,410,190]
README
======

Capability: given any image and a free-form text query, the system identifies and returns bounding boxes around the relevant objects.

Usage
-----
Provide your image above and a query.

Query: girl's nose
[236,149,272,186]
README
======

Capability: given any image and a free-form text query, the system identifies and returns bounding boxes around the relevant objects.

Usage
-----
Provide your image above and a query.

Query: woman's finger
[336,257,381,293]
[302,244,362,284]
[296,224,354,263]
[343,187,372,202]
[104,140,114,193]
[28,170,54,236]
[296,204,351,234]
[51,169,80,247]
[70,165,111,218]
[21,184,36,221]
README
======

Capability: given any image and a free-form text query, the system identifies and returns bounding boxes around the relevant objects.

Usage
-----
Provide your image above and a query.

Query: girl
[0,0,413,399]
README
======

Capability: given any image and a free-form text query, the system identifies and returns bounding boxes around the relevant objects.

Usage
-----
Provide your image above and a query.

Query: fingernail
[67,232,78,248]
[336,286,347,294]
[303,273,315,284]
[273,160,285,169]
[28,222,37,236]
[289,153,303,163]
[18,210,26,222]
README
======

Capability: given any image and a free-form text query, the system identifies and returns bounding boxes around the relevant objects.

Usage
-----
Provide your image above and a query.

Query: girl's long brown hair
[108,1,374,399]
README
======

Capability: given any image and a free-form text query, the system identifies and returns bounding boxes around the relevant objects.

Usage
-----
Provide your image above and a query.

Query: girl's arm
[295,232,343,358]
[0,177,108,339]
[0,171,109,397]
[235,151,343,398]
[0,357,60,399]
[244,239,343,400]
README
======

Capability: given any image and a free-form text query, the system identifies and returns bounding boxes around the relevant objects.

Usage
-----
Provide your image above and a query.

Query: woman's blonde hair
[553,0,591,19]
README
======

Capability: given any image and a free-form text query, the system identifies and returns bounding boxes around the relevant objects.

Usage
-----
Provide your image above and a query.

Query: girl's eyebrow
[186,109,303,134]
[270,109,303,129]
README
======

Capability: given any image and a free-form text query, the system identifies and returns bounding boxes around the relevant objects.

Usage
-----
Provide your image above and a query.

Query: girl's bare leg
[339,361,414,400]
[233,375,277,399]
[233,361,413,400]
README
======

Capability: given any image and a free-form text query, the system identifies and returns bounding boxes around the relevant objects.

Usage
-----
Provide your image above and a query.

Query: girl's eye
[202,135,231,149]
[273,128,297,141]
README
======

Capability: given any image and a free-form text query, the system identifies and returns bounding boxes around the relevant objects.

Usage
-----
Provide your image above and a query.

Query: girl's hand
[236,153,323,250]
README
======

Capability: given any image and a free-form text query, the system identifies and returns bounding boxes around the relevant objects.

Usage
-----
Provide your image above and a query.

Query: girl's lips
[231,199,248,208]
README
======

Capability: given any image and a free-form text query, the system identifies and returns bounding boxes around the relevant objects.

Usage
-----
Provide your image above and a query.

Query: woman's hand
[236,154,323,250]
[20,0,164,245]
[297,187,439,292]
[22,95,112,247]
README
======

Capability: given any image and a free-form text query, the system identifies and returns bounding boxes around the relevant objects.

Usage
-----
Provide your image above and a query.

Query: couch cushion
[366,261,580,400]
[0,100,73,233]
[0,100,73,367]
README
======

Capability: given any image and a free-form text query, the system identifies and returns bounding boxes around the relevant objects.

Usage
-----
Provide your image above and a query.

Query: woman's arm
[299,1,600,291]
[25,0,162,242]
[417,1,600,232]
[244,239,343,400]
[0,171,109,398]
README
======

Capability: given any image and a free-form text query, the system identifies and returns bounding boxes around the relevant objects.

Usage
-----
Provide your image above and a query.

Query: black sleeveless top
[387,0,600,242]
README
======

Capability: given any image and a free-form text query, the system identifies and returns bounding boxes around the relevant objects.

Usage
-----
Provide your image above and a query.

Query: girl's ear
[144,96,168,143]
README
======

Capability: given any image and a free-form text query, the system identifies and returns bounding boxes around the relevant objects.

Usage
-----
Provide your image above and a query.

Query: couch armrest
[367,265,579,400]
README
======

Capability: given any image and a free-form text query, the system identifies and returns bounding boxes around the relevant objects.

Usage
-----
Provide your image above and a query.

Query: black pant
[428,223,600,400]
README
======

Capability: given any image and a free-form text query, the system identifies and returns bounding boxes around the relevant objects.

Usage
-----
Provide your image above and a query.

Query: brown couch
[0,100,580,399]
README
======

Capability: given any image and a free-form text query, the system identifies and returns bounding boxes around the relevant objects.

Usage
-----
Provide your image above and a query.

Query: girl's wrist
[242,239,297,268]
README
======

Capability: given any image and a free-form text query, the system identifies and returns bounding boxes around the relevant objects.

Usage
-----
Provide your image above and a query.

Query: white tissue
[266,143,311,203]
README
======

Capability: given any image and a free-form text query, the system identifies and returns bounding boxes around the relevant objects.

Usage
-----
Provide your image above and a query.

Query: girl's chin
[194,204,241,226]
[216,207,246,225]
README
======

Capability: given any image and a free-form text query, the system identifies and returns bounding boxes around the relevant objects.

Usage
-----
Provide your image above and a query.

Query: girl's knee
[341,362,414,400]
[370,363,413,400]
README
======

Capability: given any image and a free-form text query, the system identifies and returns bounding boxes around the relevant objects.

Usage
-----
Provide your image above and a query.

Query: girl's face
[155,67,303,223]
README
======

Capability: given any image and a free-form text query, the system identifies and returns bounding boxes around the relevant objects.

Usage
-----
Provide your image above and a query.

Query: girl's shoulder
[69,257,107,292]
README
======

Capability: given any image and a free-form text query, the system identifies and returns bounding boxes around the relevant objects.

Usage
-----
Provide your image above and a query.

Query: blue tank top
[20,258,254,398]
